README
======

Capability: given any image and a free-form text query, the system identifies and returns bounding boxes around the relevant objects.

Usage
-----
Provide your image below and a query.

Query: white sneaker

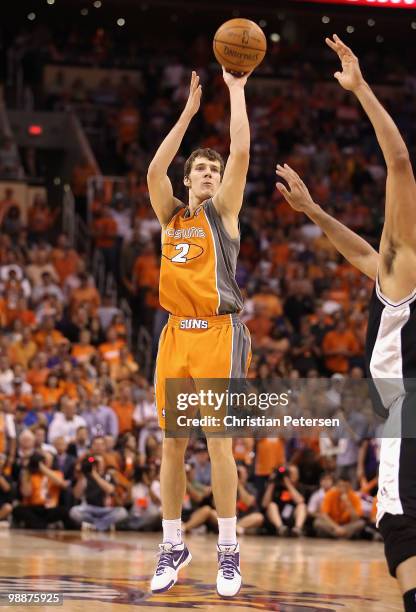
[150,542,192,593]
[216,543,241,598]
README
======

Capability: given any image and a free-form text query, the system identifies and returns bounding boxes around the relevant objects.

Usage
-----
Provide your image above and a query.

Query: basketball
[213,18,267,76]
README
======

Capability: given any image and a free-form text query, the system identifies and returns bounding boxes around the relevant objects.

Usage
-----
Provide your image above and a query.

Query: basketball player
[275,34,416,611]
[147,69,252,597]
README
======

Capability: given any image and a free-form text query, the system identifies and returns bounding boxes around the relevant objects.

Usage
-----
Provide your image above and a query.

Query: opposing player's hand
[275,164,315,213]
[182,71,202,118]
[222,66,253,88]
[325,34,365,92]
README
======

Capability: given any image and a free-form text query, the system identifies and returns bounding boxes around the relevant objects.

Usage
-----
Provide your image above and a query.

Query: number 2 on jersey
[171,243,190,263]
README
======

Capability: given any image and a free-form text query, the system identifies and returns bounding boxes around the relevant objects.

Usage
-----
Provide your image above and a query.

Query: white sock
[162,519,182,545]
[218,516,237,546]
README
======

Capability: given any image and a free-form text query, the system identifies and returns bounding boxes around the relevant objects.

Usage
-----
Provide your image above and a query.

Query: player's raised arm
[212,68,251,226]
[276,164,379,280]
[326,34,416,247]
[147,71,202,226]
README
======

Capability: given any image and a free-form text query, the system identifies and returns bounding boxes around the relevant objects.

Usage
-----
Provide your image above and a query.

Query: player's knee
[206,437,233,459]
[162,437,188,458]
[389,150,411,171]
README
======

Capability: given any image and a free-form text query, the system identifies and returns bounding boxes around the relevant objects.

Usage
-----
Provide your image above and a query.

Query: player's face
[186,156,222,200]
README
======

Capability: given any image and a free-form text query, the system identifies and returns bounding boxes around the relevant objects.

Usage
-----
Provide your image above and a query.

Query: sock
[218,516,237,546]
[404,589,416,612]
[162,519,182,546]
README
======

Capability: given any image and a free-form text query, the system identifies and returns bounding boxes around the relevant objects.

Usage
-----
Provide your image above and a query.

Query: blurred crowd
[2,15,414,537]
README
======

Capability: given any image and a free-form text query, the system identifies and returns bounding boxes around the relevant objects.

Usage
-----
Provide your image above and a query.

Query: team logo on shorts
[179,319,208,330]
[162,242,204,264]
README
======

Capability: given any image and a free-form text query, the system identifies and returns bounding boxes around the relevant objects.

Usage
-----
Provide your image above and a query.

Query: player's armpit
[350,251,379,281]
[383,155,416,248]
[146,171,181,226]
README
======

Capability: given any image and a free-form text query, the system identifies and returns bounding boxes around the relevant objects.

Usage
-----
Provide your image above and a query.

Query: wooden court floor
[0,529,402,611]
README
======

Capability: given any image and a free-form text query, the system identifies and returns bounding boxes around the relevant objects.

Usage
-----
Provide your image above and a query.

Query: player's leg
[151,324,192,594]
[397,558,416,611]
[190,317,251,597]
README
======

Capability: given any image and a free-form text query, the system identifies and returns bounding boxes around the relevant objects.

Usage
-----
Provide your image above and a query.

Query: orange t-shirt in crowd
[111,400,135,433]
[34,329,65,348]
[270,243,290,266]
[99,339,125,364]
[39,386,64,408]
[321,488,362,525]
[132,254,159,289]
[245,315,273,344]
[252,294,283,318]
[28,206,56,232]
[24,472,63,507]
[8,393,32,410]
[322,329,360,373]
[52,248,80,284]
[255,438,286,476]
[27,368,49,392]
[92,216,117,248]
[71,343,97,364]
[117,106,140,145]
[70,286,100,314]
[8,308,36,328]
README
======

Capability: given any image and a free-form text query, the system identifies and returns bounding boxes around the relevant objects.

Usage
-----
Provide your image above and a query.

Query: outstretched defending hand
[222,66,253,89]
[182,71,202,118]
[325,34,365,92]
[275,164,315,213]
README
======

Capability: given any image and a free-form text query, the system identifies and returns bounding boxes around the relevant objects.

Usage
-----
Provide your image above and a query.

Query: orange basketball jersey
[159,199,243,317]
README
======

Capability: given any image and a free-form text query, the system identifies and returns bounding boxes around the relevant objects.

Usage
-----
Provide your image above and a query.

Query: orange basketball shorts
[154,313,252,430]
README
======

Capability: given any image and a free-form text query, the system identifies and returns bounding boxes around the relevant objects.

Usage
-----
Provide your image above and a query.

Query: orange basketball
[213,18,267,76]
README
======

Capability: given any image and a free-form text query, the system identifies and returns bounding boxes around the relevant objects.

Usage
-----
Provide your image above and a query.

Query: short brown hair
[184,148,225,180]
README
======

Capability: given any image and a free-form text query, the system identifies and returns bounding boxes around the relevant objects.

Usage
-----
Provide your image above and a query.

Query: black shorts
[378,512,416,577]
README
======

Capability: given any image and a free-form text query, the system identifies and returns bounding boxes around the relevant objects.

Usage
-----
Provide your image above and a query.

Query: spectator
[262,465,307,537]
[313,474,365,539]
[70,454,128,531]
[235,464,264,536]
[0,452,13,526]
[13,450,70,529]
[82,389,118,439]
[48,397,87,444]
[118,464,161,531]
[322,319,360,374]
[182,462,215,534]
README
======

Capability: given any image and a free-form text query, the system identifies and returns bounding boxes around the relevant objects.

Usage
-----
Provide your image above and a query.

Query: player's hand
[325,34,365,92]
[182,71,202,118]
[222,66,253,88]
[275,164,315,213]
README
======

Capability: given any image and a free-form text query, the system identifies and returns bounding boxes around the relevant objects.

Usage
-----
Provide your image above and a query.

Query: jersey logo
[179,319,208,330]
[162,242,204,264]
[165,227,206,239]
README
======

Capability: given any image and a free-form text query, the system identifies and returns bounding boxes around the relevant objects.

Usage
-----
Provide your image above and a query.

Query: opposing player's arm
[212,68,251,221]
[276,164,379,280]
[147,71,202,226]
[326,34,416,246]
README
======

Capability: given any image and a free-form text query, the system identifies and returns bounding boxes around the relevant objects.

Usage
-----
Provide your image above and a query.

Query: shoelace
[218,551,237,580]
[155,546,174,575]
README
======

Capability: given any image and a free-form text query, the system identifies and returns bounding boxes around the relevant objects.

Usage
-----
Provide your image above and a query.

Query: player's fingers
[333,34,352,54]
[276,164,289,177]
[283,163,300,181]
[325,37,338,52]
[276,182,290,198]
[334,71,342,82]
